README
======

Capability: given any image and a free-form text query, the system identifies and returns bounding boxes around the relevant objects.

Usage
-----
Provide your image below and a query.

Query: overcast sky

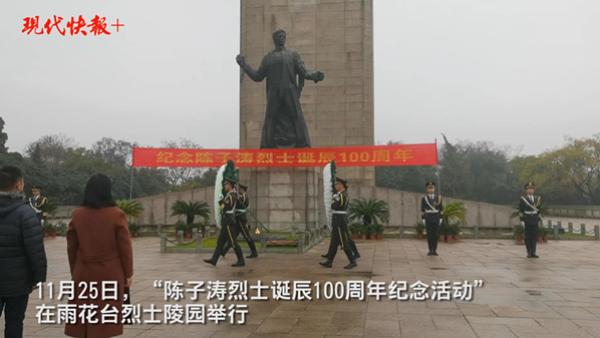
[1,0,598,156]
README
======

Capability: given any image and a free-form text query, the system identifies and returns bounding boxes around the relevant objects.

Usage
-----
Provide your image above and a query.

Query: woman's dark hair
[82,173,117,209]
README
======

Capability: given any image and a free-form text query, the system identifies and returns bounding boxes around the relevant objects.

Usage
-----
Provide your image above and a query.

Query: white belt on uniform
[332,210,347,214]
[524,211,538,215]
[425,210,439,214]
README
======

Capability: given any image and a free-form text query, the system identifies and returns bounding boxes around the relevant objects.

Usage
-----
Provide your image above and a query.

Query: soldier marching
[222,183,259,259]
[204,177,245,267]
[320,177,357,269]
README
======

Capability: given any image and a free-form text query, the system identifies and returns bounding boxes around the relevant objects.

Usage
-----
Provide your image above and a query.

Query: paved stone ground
[11,237,600,338]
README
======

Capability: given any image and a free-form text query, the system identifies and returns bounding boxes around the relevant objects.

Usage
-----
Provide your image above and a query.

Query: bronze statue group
[204,168,543,269]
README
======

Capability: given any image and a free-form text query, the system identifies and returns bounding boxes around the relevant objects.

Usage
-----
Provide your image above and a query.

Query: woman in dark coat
[65,174,133,338]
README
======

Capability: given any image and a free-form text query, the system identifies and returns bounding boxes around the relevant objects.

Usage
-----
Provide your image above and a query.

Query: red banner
[132,144,438,168]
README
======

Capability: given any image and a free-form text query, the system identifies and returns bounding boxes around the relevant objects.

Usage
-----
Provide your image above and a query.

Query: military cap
[223,177,237,185]
[335,177,348,189]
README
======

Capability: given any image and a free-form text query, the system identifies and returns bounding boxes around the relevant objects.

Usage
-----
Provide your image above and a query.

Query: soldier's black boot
[319,260,332,268]
[204,250,220,266]
[344,261,357,269]
[231,247,245,267]
[221,244,231,257]
[321,254,329,258]
[349,240,360,259]
[246,242,258,258]
[343,248,356,269]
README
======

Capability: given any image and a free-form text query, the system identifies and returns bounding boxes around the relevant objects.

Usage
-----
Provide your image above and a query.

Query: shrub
[440,222,453,236]
[415,222,425,235]
[128,223,141,237]
[372,223,384,235]
[116,199,144,218]
[349,198,389,226]
[442,202,465,236]
[171,200,209,225]
[42,223,57,237]
[55,222,67,236]
[513,224,524,237]
[176,222,199,233]
[349,223,363,235]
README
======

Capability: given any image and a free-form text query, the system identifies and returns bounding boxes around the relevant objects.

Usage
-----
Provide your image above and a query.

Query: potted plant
[372,223,384,240]
[171,200,210,237]
[538,226,548,243]
[349,198,389,240]
[176,222,198,239]
[117,199,144,237]
[42,223,57,238]
[39,199,58,224]
[55,222,68,236]
[440,222,452,242]
[513,224,524,245]
[128,223,141,237]
[415,222,425,239]
[442,202,466,241]
[450,223,460,240]
[349,223,363,239]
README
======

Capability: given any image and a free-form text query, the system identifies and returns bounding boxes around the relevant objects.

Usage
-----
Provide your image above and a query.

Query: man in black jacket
[0,166,47,338]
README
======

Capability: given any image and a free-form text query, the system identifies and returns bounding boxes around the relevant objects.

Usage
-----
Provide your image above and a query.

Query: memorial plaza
[16,237,600,338]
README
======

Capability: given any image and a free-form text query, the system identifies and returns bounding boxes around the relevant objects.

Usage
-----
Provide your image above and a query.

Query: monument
[236,29,325,148]
[132,1,516,234]
[238,0,374,232]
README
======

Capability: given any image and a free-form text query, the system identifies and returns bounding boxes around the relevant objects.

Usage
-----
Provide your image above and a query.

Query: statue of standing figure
[236,29,325,148]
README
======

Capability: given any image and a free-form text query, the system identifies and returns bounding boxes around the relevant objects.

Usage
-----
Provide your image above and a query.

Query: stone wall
[132,186,517,229]
[134,187,215,226]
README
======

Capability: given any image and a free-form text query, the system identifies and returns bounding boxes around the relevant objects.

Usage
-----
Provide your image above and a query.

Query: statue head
[272,29,286,47]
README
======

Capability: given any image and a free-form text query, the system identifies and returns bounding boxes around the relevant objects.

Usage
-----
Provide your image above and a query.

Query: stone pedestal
[240,168,320,232]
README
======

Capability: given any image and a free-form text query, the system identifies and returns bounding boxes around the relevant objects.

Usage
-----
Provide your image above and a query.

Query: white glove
[421,219,426,225]
[439,219,443,226]
[520,221,525,227]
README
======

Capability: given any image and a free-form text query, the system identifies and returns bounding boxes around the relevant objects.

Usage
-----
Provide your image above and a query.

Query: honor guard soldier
[320,177,357,269]
[321,184,360,261]
[29,185,48,224]
[421,181,444,256]
[519,182,542,258]
[222,184,258,259]
[204,178,245,267]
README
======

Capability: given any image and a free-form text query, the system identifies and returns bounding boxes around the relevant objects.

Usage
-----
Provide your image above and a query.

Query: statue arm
[237,55,267,82]
[295,51,324,82]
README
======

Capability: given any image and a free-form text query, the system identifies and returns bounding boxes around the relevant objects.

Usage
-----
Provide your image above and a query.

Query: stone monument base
[240,167,321,232]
